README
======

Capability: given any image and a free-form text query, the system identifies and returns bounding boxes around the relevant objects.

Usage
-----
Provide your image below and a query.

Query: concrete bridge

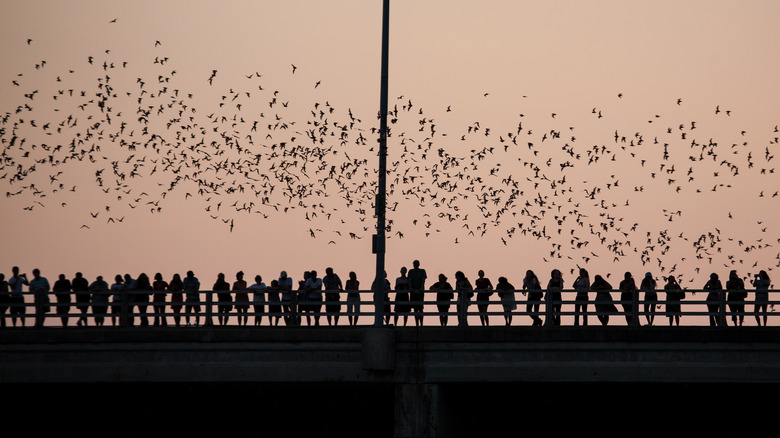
[2,326,779,437]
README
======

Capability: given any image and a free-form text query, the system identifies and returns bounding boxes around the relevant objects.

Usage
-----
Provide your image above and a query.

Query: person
[8,267,29,327]
[640,272,658,326]
[110,275,125,326]
[72,272,90,327]
[249,275,266,326]
[323,267,343,326]
[545,269,564,326]
[168,273,184,327]
[89,275,110,327]
[752,271,771,326]
[297,271,311,324]
[394,267,411,326]
[474,270,493,327]
[133,273,152,326]
[496,276,516,326]
[123,274,136,325]
[592,275,616,326]
[703,273,724,327]
[304,270,323,326]
[371,271,392,325]
[182,270,201,326]
[345,271,360,326]
[267,280,281,326]
[52,274,72,327]
[522,270,543,327]
[213,273,232,326]
[455,271,474,326]
[0,274,8,328]
[408,260,427,327]
[618,272,638,326]
[233,271,249,326]
[278,271,293,326]
[663,275,684,326]
[430,273,453,326]
[152,273,168,326]
[725,270,746,326]
[572,268,590,326]
[29,268,50,328]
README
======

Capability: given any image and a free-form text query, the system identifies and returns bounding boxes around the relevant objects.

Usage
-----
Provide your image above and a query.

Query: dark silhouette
[249,275,266,326]
[182,271,200,326]
[52,274,72,326]
[522,270,543,327]
[233,271,249,326]
[408,260,427,327]
[72,272,90,327]
[431,273,453,326]
[455,271,473,326]
[572,268,590,326]
[277,271,293,326]
[152,273,168,326]
[591,275,616,326]
[123,274,136,325]
[29,268,50,328]
[371,271,392,325]
[214,273,232,326]
[640,272,658,326]
[323,267,343,326]
[703,273,724,327]
[168,273,184,327]
[345,271,360,326]
[725,270,746,326]
[89,275,110,326]
[0,274,8,328]
[297,271,310,324]
[394,267,410,327]
[663,275,684,326]
[496,276,516,326]
[545,269,564,326]
[133,273,152,326]
[304,270,323,326]
[267,279,281,326]
[474,270,493,327]
[8,267,28,327]
[619,272,638,326]
[752,270,771,326]
[110,275,124,326]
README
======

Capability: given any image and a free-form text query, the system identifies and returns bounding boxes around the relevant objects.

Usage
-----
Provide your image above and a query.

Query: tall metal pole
[373,0,390,327]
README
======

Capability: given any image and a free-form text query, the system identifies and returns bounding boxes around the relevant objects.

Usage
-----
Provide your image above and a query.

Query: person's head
[218,273,225,280]
[758,270,769,281]
[96,275,103,282]
[667,275,676,282]
[59,273,67,280]
[579,268,589,278]
[455,271,464,280]
[32,268,40,278]
[594,274,604,283]
[303,271,310,280]
[438,273,447,282]
[349,271,357,280]
[729,270,738,280]
[186,270,194,278]
[236,271,244,280]
[172,273,181,282]
[255,275,262,284]
[12,266,19,275]
[645,272,652,279]
[710,273,718,280]
[310,270,318,278]
[525,270,535,279]
[498,276,507,285]
[624,272,633,280]
[280,270,287,279]
[551,269,561,279]
[75,272,83,278]
[478,270,484,278]
[0,273,4,282]
[124,274,132,282]
[271,280,279,287]
[400,266,407,275]
[154,273,163,281]
[326,267,333,276]
[115,274,123,283]
[413,260,420,268]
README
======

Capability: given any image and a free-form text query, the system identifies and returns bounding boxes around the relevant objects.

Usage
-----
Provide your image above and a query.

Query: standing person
[591,275,616,326]
[372,271,392,325]
[249,275,266,326]
[8,267,29,327]
[52,274,72,327]
[725,270,746,327]
[640,272,658,326]
[183,271,201,326]
[522,270,543,327]
[304,270,323,326]
[430,273,453,326]
[572,268,590,326]
[474,270,493,327]
[455,271,473,326]
[545,269,564,326]
[168,274,184,327]
[133,273,152,326]
[277,271,293,326]
[663,275,684,326]
[213,273,232,326]
[345,271,361,326]
[752,271,771,326]
[110,275,124,326]
[394,267,411,327]
[496,276,516,326]
[89,275,110,327]
[72,272,90,327]
[233,271,249,326]
[323,267,343,326]
[297,271,311,325]
[408,260,427,327]
[0,274,8,328]
[124,274,136,326]
[703,273,724,327]
[29,268,50,328]
[152,273,169,326]
[618,272,638,326]
[266,280,281,326]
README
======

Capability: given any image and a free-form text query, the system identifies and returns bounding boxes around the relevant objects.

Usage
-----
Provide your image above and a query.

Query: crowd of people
[0,262,774,328]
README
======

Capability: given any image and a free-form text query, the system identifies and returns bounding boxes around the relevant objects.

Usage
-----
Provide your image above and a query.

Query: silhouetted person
[72,272,90,327]
[663,275,684,326]
[249,275,266,326]
[703,273,724,327]
[8,267,29,327]
[372,271,392,325]
[267,280,281,326]
[394,267,410,327]
[110,275,124,326]
[408,260,427,327]
[152,273,168,326]
[168,273,184,327]
[0,274,8,328]
[124,274,136,325]
[304,270,323,326]
[640,272,658,326]
[752,271,771,326]
[278,271,293,326]
[725,270,746,326]
[474,270,493,327]
[522,270,543,327]
[619,272,638,326]
[29,268,50,328]
[545,269,564,326]
[233,271,249,326]
[431,273,453,326]
[572,268,590,326]
[89,275,110,326]
[133,273,152,326]
[455,271,473,326]
[183,270,201,326]
[496,276,516,326]
[592,275,616,326]
[214,273,232,326]
[323,267,343,326]
[345,271,360,326]
[297,271,311,324]
[52,273,72,326]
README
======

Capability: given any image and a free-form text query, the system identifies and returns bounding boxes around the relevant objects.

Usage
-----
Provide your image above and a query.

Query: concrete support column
[394,384,439,438]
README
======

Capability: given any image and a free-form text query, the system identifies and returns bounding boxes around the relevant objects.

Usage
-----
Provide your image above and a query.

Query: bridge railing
[1,288,776,328]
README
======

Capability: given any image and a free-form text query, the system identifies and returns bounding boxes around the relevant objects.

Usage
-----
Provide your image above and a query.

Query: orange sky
[1,1,778,325]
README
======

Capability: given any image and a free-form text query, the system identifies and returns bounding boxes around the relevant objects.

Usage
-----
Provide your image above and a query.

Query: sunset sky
[1,0,778,325]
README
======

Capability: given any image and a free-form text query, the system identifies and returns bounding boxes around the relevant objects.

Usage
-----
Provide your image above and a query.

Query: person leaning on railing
[752,271,771,326]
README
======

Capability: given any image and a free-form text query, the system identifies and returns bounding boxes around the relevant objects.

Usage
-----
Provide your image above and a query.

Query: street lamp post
[373,0,390,327]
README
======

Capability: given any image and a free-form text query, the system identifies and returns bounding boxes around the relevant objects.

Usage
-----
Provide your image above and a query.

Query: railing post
[205,290,213,327]
[120,288,128,327]
[631,289,639,327]
[544,289,552,326]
